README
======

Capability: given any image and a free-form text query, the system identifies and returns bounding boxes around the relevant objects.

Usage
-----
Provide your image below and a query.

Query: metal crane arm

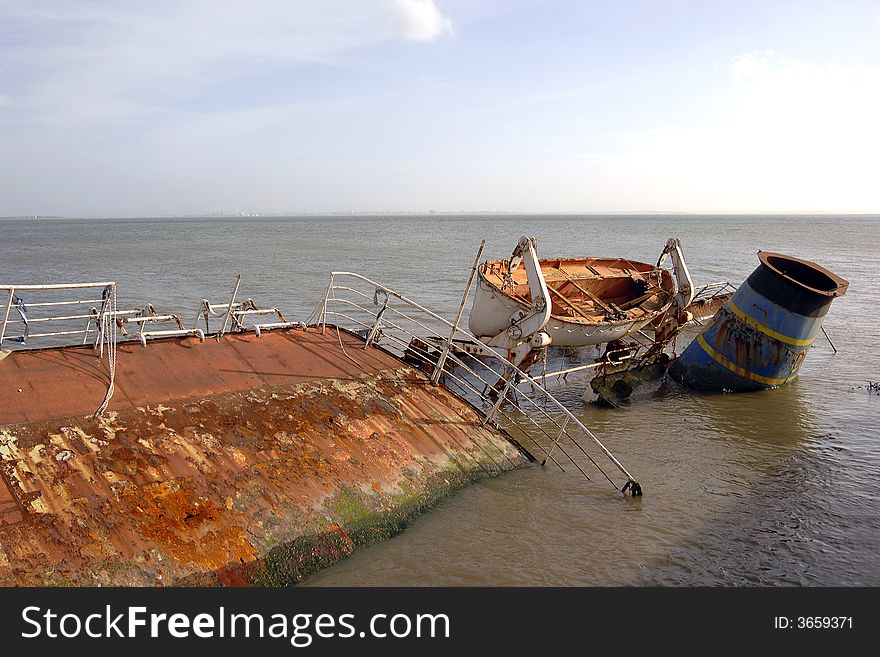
[487,236,552,352]
[657,237,695,311]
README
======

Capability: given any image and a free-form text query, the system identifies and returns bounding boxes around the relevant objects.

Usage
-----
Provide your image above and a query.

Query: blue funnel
[669,251,848,392]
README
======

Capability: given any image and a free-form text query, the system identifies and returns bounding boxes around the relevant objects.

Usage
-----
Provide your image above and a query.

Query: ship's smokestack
[669,251,848,392]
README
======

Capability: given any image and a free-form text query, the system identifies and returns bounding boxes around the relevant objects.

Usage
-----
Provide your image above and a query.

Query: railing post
[193,300,209,335]
[364,290,389,349]
[0,287,14,347]
[482,375,514,427]
[219,274,242,337]
[431,239,486,384]
[541,417,570,466]
[82,307,97,345]
[95,285,113,356]
[319,274,334,334]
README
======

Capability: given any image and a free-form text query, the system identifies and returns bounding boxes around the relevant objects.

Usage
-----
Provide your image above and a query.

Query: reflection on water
[3,214,879,585]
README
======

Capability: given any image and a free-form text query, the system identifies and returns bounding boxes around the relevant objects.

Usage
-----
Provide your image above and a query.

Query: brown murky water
[4,214,878,585]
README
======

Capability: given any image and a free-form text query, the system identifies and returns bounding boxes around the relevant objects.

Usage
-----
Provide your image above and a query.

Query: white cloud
[613,53,880,211]
[730,51,774,79]
[0,1,455,129]
[390,0,454,41]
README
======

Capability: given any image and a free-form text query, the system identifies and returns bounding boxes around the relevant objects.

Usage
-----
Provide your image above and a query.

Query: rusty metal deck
[0,328,524,585]
[0,328,404,424]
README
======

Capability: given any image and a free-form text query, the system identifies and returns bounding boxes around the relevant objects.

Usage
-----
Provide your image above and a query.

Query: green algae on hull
[183,467,511,587]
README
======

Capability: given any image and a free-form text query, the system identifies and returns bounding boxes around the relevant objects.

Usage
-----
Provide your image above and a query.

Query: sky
[1,0,878,216]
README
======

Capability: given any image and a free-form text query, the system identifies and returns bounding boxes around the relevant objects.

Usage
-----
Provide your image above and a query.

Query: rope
[93,284,117,417]
[328,292,363,365]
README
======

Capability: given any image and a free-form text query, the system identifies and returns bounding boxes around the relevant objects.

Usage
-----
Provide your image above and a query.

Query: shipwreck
[0,271,639,586]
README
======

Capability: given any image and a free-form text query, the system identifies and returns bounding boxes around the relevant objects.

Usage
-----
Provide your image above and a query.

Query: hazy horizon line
[3,210,879,220]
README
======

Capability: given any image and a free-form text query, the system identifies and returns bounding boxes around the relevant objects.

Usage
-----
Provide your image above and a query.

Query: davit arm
[657,237,695,312]
[645,237,696,356]
[485,236,552,369]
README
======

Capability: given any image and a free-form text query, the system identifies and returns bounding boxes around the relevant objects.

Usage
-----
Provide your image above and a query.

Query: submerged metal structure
[669,251,848,392]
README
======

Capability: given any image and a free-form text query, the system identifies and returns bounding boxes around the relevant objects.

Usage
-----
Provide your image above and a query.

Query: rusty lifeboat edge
[0,327,527,586]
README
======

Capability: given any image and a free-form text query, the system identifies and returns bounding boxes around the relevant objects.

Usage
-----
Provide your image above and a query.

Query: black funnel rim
[757,251,849,298]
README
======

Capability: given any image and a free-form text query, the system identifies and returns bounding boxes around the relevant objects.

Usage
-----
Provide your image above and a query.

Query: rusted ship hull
[0,328,525,586]
[469,257,675,348]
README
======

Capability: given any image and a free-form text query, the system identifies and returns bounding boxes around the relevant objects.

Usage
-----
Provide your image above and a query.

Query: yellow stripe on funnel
[696,334,799,386]
[726,299,815,347]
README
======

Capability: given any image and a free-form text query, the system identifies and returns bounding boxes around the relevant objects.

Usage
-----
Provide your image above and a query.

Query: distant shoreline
[2,212,879,221]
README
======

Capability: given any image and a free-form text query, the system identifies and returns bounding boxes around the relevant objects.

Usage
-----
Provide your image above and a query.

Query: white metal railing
[1,275,300,352]
[191,273,301,338]
[113,304,206,346]
[1,281,118,416]
[690,280,737,303]
[686,280,737,327]
[307,271,642,495]
[0,276,296,415]
[194,298,301,337]
[1,282,115,349]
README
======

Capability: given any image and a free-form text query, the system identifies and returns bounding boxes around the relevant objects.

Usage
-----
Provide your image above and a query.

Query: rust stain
[711,308,794,373]
[0,471,22,526]
[116,480,256,569]
[0,328,523,585]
